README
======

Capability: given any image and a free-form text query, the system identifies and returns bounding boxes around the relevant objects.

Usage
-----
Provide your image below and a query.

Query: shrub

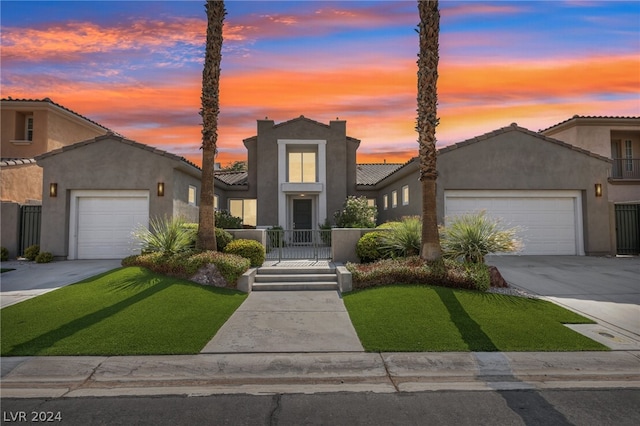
[440,211,522,264]
[379,216,421,258]
[121,251,250,286]
[1,247,8,261]
[215,228,234,251]
[133,216,193,255]
[215,210,243,229]
[356,232,385,263]
[35,252,54,263]
[24,245,39,261]
[346,257,490,291]
[334,196,377,228]
[224,239,265,267]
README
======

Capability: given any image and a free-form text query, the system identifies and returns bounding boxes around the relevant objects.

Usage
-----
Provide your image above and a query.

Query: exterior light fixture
[49,183,57,197]
[157,182,165,197]
[595,183,603,197]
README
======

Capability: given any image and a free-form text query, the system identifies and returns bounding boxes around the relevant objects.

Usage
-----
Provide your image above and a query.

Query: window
[25,115,34,141]
[188,185,197,206]
[383,194,389,210]
[392,190,398,208]
[288,151,316,183]
[367,199,376,208]
[402,185,409,205]
[625,140,633,172]
[214,194,219,211]
[229,199,257,226]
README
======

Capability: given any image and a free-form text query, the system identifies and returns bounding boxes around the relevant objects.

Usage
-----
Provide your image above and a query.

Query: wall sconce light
[157,182,165,197]
[595,183,602,197]
[49,183,57,197]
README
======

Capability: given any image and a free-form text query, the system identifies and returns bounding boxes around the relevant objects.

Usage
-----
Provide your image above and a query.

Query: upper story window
[288,151,317,183]
[25,115,34,141]
[402,185,409,205]
[625,140,633,172]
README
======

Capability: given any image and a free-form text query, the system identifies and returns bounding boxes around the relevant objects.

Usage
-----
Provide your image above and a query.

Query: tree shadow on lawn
[434,286,499,352]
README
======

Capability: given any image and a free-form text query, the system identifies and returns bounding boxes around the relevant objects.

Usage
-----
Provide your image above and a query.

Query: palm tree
[417,0,442,261]
[197,0,226,251]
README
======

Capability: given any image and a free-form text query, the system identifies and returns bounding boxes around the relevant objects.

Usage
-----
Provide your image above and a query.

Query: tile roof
[356,163,405,185]
[438,123,611,162]
[0,158,38,167]
[215,171,248,186]
[1,97,113,133]
[540,115,640,133]
[35,133,202,172]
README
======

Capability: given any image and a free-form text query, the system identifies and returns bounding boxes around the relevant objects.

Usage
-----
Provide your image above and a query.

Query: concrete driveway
[0,259,122,308]
[487,255,640,349]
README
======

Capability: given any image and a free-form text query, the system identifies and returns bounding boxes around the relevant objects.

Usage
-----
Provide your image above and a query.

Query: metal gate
[615,204,640,255]
[20,205,42,254]
[266,229,331,261]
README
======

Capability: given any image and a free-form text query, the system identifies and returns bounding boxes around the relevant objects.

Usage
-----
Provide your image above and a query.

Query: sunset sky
[2,0,639,166]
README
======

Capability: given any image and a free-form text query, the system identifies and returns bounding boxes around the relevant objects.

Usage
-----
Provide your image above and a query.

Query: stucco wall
[436,128,612,255]
[37,137,198,258]
[248,118,357,227]
[172,169,201,223]
[0,163,43,203]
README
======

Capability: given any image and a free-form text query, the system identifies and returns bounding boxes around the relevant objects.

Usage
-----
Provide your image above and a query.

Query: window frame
[625,140,633,172]
[402,185,409,206]
[188,185,197,206]
[383,194,389,210]
[392,190,398,208]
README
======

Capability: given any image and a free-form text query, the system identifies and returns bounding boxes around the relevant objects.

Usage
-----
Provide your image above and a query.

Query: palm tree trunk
[417,0,442,261]
[197,0,225,251]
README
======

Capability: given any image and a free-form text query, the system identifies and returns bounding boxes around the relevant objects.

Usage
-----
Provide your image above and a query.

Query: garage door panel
[445,192,581,255]
[76,195,148,259]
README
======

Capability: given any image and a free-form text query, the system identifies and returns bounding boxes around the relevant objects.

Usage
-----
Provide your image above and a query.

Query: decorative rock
[190,263,229,288]
[488,266,509,288]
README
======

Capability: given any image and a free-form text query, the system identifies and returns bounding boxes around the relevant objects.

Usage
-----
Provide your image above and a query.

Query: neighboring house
[540,116,640,204]
[1,98,110,258]
[1,98,110,203]
[35,134,202,259]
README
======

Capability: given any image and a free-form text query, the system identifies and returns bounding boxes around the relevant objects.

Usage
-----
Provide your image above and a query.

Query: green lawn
[1,267,247,356]
[343,285,608,352]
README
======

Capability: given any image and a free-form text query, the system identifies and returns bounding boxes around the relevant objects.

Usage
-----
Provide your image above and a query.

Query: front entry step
[253,265,338,291]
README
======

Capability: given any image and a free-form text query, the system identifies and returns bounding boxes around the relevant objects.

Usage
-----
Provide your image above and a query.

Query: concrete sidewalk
[2,351,639,398]
[201,291,364,353]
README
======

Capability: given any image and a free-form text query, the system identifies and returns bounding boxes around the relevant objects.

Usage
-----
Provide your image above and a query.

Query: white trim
[277,139,327,228]
[68,190,149,260]
[444,190,585,256]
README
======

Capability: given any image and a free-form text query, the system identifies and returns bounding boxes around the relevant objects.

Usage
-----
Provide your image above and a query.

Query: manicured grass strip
[1,267,247,356]
[343,285,608,352]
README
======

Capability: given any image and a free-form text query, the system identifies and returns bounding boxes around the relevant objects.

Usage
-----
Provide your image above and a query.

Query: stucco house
[1,98,110,258]
[212,117,613,256]
[35,134,202,259]
[9,107,634,259]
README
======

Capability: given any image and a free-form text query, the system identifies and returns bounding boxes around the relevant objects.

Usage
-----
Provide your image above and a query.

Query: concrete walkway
[0,259,122,308]
[201,291,364,353]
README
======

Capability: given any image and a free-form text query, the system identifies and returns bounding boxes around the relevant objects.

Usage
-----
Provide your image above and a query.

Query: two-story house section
[1,98,111,203]
[240,116,360,229]
[541,116,640,204]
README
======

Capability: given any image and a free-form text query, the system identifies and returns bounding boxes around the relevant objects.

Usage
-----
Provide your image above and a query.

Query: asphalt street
[3,389,640,426]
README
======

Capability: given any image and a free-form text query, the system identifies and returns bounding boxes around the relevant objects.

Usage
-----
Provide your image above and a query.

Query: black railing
[266,229,331,261]
[611,158,640,179]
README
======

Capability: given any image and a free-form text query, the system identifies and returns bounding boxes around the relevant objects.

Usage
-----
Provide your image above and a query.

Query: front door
[293,199,312,230]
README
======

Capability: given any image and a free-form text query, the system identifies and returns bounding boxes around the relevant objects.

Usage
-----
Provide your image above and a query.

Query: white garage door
[444,190,583,255]
[73,191,149,259]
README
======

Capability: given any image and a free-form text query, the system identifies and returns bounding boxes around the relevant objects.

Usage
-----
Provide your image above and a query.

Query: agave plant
[133,216,195,255]
[439,211,522,264]
[380,216,422,258]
